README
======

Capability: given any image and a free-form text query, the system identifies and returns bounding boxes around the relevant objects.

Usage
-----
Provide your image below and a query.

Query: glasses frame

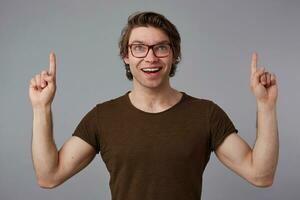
[128,43,172,58]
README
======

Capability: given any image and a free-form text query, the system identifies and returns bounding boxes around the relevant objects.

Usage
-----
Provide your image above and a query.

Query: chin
[141,78,169,89]
[140,80,161,88]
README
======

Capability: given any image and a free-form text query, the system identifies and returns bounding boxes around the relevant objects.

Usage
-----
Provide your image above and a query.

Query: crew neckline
[124,91,186,115]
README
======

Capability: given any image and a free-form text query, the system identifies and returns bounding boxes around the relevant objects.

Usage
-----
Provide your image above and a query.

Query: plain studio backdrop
[0,0,299,199]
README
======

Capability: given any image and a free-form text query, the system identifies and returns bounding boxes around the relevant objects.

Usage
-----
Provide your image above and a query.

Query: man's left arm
[215,52,279,187]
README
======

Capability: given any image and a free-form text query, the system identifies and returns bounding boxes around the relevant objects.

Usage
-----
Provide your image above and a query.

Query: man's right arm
[29,52,96,189]
[32,105,96,189]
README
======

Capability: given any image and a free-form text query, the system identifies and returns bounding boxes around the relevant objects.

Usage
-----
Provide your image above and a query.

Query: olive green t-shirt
[72,91,238,200]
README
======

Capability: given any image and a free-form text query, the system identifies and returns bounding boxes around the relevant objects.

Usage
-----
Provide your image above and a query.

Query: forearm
[252,102,279,181]
[31,105,58,182]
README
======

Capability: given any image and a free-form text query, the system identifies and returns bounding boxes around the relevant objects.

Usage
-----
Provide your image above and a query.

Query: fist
[29,52,57,108]
[250,52,278,107]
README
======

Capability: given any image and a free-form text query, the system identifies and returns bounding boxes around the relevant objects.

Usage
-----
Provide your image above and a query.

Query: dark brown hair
[119,11,182,80]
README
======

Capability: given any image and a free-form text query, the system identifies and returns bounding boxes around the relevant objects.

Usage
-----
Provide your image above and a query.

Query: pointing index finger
[251,52,258,76]
[49,52,56,77]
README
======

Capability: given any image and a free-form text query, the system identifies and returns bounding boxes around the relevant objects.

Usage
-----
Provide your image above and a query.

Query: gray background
[1,0,299,199]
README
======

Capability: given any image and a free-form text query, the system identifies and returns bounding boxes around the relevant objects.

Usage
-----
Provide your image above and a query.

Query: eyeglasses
[128,43,171,58]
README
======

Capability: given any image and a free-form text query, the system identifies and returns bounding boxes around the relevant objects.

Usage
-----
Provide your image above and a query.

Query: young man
[29,12,279,200]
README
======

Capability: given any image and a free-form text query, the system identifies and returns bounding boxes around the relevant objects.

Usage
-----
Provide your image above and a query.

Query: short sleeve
[209,102,238,151]
[72,105,100,154]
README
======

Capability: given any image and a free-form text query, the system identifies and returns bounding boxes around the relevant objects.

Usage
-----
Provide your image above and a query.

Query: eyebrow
[130,40,170,45]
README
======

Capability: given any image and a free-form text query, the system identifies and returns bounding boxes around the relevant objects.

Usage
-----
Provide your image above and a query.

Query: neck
[129,80,182,113]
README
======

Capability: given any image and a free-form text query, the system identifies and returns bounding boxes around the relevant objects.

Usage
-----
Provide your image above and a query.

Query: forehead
[128,26,169,44]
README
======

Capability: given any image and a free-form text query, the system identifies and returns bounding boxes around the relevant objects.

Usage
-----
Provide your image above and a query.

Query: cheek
[162,53,174,67]
[128,58,143,72]
[162,57,174,67]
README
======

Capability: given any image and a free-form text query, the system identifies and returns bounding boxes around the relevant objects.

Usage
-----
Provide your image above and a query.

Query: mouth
[141,67,162,75]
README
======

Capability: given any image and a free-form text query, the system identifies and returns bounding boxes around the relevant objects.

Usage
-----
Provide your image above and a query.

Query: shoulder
[92,92,129,116]
[182,92,216,111]
[182,92,232,119]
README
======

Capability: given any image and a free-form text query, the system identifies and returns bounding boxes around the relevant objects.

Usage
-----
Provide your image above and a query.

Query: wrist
[33,104,52,113]
[256,101,276,112]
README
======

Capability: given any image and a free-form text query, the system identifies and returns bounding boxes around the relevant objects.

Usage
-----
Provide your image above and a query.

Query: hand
[250,52,278,108]
[29,52,57,108]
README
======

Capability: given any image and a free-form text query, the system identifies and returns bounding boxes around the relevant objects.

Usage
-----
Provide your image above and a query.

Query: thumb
[252,67,265,86]
[43,73,55,84]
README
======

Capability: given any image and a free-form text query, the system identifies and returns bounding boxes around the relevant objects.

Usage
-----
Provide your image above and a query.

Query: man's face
[124,26,174,89]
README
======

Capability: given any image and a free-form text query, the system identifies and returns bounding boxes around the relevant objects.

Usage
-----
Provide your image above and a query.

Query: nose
[144,48,159,62]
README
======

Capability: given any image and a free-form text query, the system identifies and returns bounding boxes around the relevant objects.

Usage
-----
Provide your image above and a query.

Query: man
[29,12,278,200]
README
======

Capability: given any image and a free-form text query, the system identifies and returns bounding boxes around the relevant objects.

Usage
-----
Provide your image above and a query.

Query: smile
[141,67,162,73]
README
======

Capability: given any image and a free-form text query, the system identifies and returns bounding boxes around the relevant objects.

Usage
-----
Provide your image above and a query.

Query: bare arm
[31,106,96,188]
[215,52,279,187]
[215,108,278,187]
[29,53,96,188]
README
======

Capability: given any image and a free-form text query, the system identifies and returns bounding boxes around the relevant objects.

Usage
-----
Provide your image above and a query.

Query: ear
[172,57,177,64]
[173,56,180,64]
[124,55,129,64]
[172,57,176,64]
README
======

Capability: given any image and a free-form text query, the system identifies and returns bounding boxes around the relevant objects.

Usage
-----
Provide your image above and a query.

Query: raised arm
[29,53,96,188]
[215,52,279,187]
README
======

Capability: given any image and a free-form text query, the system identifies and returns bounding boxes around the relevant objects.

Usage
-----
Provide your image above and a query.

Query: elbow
[250,175,274,188]
[252,179,274,188]
[37,177,59,189]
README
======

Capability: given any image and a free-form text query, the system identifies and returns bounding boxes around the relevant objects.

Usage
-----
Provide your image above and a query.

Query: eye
[155,44,169,51]
[132,44,147,52]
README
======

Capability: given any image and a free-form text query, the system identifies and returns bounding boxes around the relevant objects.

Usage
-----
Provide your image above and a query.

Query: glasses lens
[153,44,170,57]
[131,44,148,57]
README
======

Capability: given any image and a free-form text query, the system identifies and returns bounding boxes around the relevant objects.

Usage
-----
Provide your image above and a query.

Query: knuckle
[41,70,48,75]
[30,78,36,85]
[254,72,260,78]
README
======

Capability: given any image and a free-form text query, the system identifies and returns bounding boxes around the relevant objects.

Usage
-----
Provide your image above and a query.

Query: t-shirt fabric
[72,91,238,200]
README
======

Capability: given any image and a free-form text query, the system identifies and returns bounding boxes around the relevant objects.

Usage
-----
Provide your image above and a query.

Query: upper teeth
[142,68,160,72]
